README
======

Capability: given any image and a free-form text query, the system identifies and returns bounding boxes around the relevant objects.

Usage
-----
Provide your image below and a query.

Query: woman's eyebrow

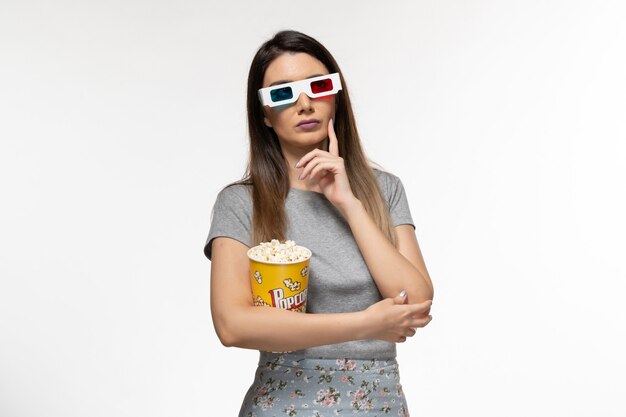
[269,74,325,87]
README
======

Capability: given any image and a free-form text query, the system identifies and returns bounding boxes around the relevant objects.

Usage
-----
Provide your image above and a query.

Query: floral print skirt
[238,352,410,417]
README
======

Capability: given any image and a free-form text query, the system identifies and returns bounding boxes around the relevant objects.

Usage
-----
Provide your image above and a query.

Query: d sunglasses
[258,73,342,108]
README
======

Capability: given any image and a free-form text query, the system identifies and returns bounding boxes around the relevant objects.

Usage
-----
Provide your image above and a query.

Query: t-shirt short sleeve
[203,184,253,260]
[376,170,415,229]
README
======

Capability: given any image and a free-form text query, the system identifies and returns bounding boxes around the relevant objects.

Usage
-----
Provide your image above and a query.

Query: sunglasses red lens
[310,78,334,94]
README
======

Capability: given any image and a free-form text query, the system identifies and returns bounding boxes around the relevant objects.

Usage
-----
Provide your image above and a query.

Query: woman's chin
[279,134,327,149]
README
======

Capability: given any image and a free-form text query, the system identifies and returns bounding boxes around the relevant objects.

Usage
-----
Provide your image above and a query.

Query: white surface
[1,1,625,416]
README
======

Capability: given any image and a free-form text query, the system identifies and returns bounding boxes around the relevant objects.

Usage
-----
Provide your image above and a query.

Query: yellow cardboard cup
[247,245,311,312]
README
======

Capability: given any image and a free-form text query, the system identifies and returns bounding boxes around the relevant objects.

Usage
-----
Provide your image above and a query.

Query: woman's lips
[297,119,320,130]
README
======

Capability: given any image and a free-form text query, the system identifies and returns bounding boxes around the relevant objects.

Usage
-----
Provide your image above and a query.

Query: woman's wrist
[353,308,375,341]
[336,195,364,220]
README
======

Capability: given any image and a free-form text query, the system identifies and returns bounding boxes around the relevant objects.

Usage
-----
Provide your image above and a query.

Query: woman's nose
[295,92,313,113]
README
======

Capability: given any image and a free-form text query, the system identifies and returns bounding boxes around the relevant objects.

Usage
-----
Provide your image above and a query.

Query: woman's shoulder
[372,167,404,191]
[215,180,253,205]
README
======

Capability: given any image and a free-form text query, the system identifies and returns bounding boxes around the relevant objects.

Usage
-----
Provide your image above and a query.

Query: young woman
[204,30,434,416]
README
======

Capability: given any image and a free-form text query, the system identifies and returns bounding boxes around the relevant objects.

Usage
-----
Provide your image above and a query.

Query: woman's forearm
[338,198,434,304]
[212,294,432,352]
[214,304,368,352]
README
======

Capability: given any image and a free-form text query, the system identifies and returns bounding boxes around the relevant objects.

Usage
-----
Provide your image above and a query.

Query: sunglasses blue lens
[270,87,293,103]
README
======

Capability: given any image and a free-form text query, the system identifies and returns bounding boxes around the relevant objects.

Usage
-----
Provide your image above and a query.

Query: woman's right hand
[363,292,433,343]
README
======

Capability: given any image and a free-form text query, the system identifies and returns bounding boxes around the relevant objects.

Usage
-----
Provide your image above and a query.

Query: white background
[1,1,625,416]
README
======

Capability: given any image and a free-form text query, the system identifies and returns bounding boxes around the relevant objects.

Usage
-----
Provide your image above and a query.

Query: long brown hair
[239,30,397,247]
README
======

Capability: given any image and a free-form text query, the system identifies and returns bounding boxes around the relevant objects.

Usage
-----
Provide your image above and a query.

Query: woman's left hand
[296,119,358,210]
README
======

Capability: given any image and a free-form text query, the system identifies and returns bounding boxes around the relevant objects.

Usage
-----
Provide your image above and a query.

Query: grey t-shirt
[204,169,415,359]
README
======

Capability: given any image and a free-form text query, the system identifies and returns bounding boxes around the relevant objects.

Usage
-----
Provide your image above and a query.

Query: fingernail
[295,162,300,168]
[399,290,406,298]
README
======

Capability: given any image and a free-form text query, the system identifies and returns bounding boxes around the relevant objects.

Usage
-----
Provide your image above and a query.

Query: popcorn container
[247,242,311,313]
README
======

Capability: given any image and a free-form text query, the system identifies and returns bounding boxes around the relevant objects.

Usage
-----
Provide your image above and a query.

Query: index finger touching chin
[327,118,339,156]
